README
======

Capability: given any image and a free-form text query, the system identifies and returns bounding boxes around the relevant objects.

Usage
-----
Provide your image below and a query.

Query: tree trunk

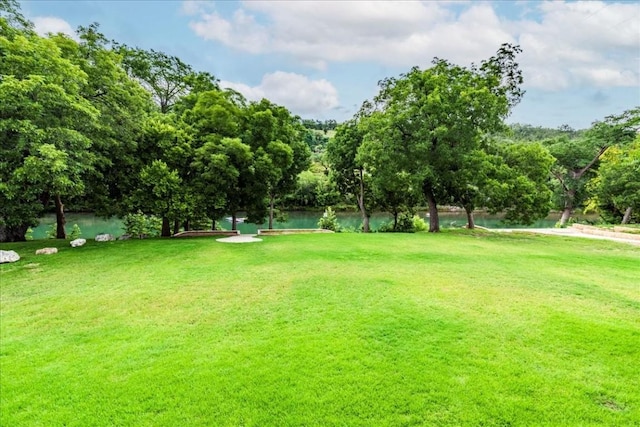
[161,216,171,237]
[54,194,66,239]
[558,208,572,227]
[0,224,29,242]
[358,169,370,233]
[184,220,190,231]
[268,194,275,230]
[558,189,575,227]
[465,207,475,229]
[621,207,632,225]
[425,186,440,232]
[231,213,237,231]
[173,219,180,235]
[363,214,370,233]
[211,219,216,230]
[393,212,398,230]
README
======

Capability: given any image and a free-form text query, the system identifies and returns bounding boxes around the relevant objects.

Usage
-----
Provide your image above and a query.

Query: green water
[32,214,125,240]
[32,211,575,240]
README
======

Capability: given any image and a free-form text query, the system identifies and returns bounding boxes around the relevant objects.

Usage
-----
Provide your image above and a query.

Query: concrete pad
[216,234,262,243]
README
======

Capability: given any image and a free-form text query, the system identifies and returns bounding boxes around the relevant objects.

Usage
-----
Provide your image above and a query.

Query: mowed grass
[1,231,639,426]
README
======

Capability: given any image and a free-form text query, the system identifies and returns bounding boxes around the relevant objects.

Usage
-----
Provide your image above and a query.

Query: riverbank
[30,211,599,239]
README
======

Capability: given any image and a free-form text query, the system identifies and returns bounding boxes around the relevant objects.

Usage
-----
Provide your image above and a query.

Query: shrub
[122,211,162,238]
[45,224,57,239]
[378,212,427,233]
[318,207,340,232]
[412,215,428,232]
[69,224,82,240]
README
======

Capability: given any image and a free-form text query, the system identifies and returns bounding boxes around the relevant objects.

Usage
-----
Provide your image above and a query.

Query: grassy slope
[1,231,639,426]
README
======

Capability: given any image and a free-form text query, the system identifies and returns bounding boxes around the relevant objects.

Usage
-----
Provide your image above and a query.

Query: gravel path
[491,227,640,246]
[214,229,639,246]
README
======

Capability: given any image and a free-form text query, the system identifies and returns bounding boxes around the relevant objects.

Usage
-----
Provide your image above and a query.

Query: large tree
[191,137,256,230]
[242,99,310,229]
[588,136,640,224]
[361,44,525,231]
[326,120,375,232]
[118,46,218,114]
[0,19,99,241]
[546,107,639,226]
[50,25,154,220]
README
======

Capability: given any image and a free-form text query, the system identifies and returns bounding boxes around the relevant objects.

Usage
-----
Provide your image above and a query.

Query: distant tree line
[301,119,338,133]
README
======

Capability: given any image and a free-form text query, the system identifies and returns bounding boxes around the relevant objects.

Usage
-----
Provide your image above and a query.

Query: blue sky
[20,0,640,130]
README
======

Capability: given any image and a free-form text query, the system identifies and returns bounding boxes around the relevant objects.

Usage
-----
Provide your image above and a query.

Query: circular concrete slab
[216,234,263,243]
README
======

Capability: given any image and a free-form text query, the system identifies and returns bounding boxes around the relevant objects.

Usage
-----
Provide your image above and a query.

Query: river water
[31,211,584,240]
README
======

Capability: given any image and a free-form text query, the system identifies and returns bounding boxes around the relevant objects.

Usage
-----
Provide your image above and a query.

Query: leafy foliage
[122,211,162,238]
[318,207,340,231]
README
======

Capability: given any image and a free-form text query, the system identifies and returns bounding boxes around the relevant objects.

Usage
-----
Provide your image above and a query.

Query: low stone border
[613,226,640,234]
[257,228,334,236]
[172,230,240,238]
[571,224,640,241]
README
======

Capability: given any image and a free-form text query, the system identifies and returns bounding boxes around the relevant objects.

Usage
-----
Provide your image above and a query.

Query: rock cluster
[95,233,115,242]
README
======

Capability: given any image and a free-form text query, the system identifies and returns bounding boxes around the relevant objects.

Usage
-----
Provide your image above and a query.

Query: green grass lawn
[1,231,639,426]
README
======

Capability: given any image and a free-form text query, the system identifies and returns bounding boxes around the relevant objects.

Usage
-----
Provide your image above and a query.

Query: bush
[122,212,162,238]
[318,207,340,231]
[69,224,82,240]
[412,215,428,232]
[378,212,427,233]
[45,224,57,239]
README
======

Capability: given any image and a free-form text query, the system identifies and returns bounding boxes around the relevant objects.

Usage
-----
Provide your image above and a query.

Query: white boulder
[95,233,115,242]
[35,247,58,255]
[0,250,20,263]
[70,238,86,247]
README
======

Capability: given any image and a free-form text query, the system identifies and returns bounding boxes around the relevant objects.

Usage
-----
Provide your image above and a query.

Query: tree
[493,142,555,225]
[358,114,423,230]
[546,107,639,226]
[191,138,255,230]
[0,22,99,241]
[362,44,525,231]
[180,89,246,229]
[0,0,31,32]
[118,46,218,114]
[129,160,184,236]
[243,99,310,229]
[588,137,640,224]
[326,120,375,232]
[50,25,154,220]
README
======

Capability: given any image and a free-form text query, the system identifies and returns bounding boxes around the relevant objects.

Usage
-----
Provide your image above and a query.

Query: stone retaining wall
[571,224,640,241]
[172,230,240,238]
[257,229,334,236]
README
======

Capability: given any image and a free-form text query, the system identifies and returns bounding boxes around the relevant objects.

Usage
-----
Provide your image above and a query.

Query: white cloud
[187,1,640,91]
[221,72,339,116]
[512,1,640,89]
[180,0,216,16]
[32,16,76,39]
[188,1,509,68]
